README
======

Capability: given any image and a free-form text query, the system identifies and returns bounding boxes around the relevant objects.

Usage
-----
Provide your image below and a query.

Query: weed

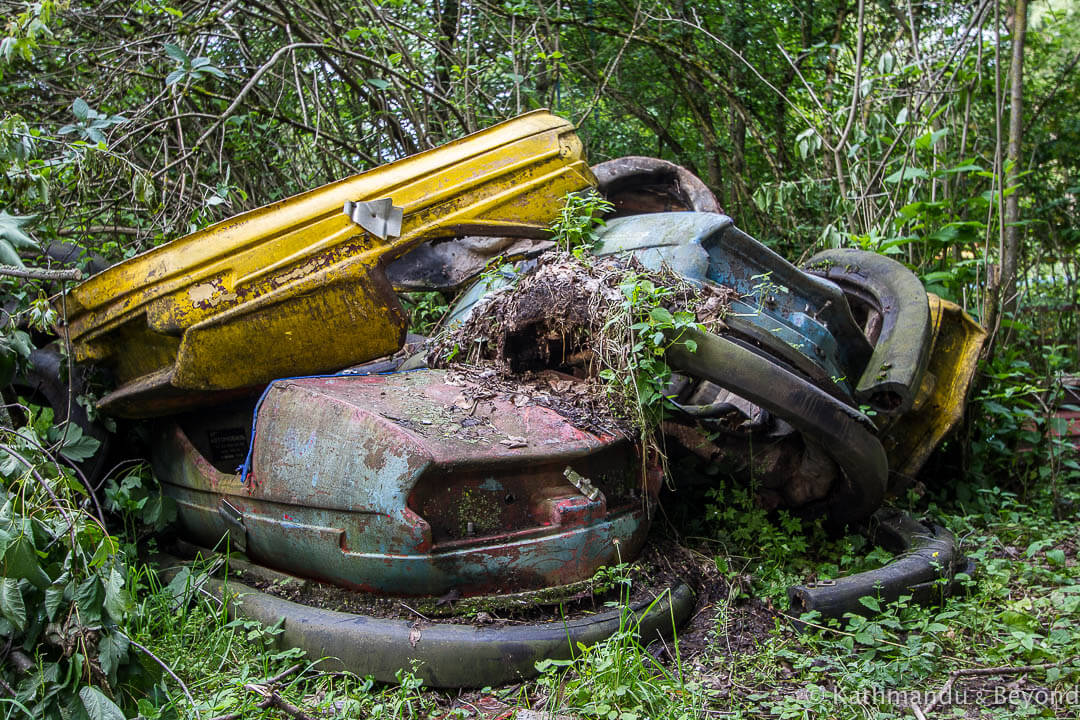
[598,273,703,436]
[550,189,613,258]
[399,291,449,335]
[536,559,704,720]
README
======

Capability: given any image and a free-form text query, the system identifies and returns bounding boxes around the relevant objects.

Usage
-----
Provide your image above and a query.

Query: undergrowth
[2,195,1078,718]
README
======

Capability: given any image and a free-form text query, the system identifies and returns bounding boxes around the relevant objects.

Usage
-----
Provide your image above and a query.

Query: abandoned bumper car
[53,111,985,686]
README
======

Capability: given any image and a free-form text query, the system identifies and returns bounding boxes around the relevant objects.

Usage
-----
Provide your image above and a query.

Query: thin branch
[834,0,866,202]
[57,225,140,237]
[154,41,327,178]
[121,634,202,720]
[923,658,1075,714]
[0,443,76,533]
[0,265,83,282]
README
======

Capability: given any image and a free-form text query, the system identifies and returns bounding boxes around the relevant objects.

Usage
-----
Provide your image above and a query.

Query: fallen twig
[922,657,1076,714]
[243,683,318,720]
[205,663,307,720]
[206,695,273,720]
[264,663,305,685]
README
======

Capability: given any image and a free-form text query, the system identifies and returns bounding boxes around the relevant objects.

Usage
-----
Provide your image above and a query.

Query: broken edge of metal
[170,569,695,687]
[344,198,404,239]
[803,248,932,417]
[787,507,969,621]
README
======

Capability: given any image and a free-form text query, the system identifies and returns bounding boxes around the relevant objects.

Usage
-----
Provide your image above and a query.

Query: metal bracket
[344,199,404,240]
[564,467,601,501]
[218,498,247,552]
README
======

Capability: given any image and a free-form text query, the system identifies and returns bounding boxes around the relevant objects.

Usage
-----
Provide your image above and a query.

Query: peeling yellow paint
[64,111,596,417]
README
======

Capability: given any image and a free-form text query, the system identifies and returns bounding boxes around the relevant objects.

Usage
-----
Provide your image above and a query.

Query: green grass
[107,466,1079,720]
[9,359,1076,719]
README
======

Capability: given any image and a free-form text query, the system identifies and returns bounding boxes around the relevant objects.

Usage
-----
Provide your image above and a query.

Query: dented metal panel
[66,111,595,418]
[592,212,873,397]
[883,294,986,479]
[154,370,658,597]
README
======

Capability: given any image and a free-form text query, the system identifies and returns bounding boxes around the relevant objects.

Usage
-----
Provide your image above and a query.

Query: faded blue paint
[592,213,873,393]
[154,370,651,597]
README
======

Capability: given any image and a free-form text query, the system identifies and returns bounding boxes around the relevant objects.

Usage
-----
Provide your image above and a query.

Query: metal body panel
[883,294,986,479]
[67,111,595,417]
[592,213,872,396]
[155,370,656,596]
[591,156,723,216]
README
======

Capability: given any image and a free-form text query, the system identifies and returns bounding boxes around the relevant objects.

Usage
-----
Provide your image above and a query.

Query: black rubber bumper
[666,327,888,526]
[788,508,968,619]
[804,248,932,417]
[190,573,695,687]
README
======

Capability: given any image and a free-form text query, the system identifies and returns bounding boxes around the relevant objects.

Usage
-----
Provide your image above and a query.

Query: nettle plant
[0,421,160,720]
[601,275,701,433]
[550,188,614,258]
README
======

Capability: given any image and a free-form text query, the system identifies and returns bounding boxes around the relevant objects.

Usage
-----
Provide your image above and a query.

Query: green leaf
[44,583,65,621]
[71,97,90,121]
[79,686,126,720]
[104,567,129,623]
[165,68,186,86]
[0,578,26,630]
[52,423,102,463]
[367,77,390,90]
[0,37,15,63]
[163,42,188,64]
[75,576,104,627]
[1046,549,1066,567]
[0,211,39,251]
[97,631,129,679]
[858,595,881,613]
[883,167,929,184]
[941,162,982,175]
[3,533,49,589]
[0,241,22,267]
[915,128,948,150]
[648,307,674,325]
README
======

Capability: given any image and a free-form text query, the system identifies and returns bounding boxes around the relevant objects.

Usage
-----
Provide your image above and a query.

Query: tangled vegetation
[1,0,1078,717]
[428,199,727,441]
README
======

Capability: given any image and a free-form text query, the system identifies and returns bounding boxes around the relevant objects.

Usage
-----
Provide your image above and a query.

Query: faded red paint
[156,369,661,597]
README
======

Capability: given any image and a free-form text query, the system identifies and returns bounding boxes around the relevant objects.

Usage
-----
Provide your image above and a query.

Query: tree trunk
[1001,0,1028,315]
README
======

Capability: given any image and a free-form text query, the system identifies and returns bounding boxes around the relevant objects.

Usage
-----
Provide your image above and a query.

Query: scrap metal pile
[57,111,986,685]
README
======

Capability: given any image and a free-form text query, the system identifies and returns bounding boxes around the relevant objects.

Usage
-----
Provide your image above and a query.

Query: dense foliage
[0,0,1078,717]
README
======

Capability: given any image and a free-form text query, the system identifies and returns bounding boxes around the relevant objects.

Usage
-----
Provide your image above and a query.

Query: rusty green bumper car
[154,368,692,685]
